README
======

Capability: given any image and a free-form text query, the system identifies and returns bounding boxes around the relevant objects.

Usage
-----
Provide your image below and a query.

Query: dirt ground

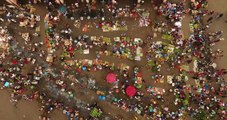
[0,90,67,120]
[0,0,226,120]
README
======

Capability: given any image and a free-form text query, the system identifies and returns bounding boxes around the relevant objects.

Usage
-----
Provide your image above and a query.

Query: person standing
[216,13,223,19]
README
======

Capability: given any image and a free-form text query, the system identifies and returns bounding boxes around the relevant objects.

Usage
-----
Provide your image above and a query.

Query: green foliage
[194,109,206,120]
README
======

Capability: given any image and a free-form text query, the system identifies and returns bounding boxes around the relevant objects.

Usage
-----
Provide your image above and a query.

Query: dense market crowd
[0,0,226,120]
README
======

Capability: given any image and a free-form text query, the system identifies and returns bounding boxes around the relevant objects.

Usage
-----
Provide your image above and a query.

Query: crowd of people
[0,0,226,120]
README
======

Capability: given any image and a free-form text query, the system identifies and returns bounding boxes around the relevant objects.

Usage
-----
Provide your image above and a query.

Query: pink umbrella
[126,86,136,97]
[106,73,116,83]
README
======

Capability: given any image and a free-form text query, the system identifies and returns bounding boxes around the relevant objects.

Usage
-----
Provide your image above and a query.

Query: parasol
[126,86,136,97]
[106,73,116,83]
[12,60,18,65]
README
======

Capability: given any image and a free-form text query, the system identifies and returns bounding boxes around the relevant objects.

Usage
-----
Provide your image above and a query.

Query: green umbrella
[148,60,155,67]
[90,108,102,118]
[183,99,189,106]
[135,84,142,89]
[162,34,173,41]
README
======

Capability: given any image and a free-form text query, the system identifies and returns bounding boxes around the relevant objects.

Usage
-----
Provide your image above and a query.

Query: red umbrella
[23,58,29,64]
[68,46,75,52]
[68,108,73,113]
[12,60,18,65]
[126,86,136,97]
[106,73,116,83]
[137,73,142,77]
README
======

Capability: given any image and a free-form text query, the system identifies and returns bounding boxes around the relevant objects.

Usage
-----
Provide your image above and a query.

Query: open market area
[0,0,226,120]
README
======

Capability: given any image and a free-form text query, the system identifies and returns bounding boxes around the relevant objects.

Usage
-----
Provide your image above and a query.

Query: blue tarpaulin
[82,66,87,71]
[4,82,9,87]
[98,95,106,100]
[59,6,66,14]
